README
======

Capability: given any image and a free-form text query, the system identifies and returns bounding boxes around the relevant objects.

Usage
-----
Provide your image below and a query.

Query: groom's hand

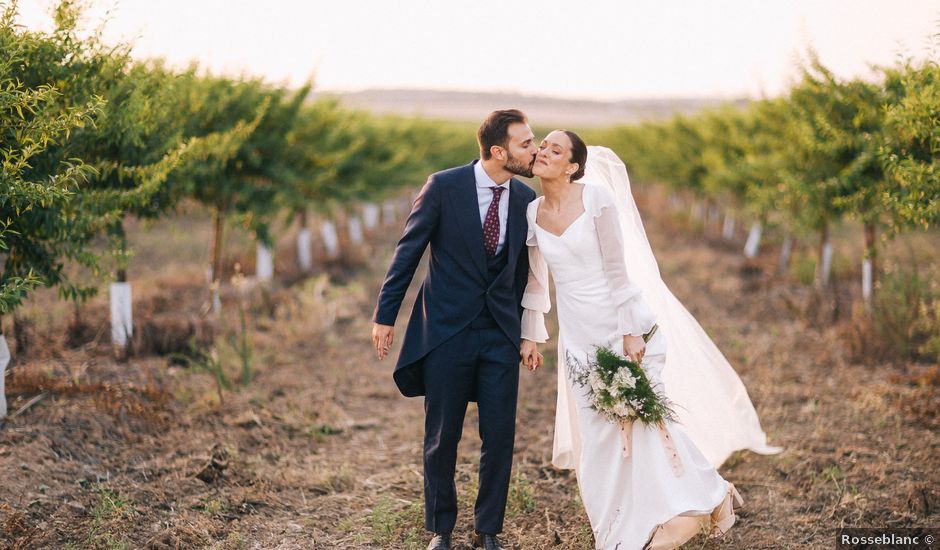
[372,323,394,360]
[520,339,543,372]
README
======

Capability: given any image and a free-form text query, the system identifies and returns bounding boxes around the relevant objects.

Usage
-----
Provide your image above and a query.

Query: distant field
[322,88,746,128]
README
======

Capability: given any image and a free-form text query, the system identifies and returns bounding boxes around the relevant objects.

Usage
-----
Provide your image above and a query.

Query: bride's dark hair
[563,130,588,181]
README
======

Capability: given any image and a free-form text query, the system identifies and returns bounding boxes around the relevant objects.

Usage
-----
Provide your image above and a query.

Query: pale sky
[11,0,940,100]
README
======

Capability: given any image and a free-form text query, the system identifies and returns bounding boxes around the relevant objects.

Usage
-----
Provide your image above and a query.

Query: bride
[519,130,780,550]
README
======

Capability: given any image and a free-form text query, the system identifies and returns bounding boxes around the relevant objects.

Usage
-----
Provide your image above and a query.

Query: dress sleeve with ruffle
[587,185,658,337]
[521,199,551,343]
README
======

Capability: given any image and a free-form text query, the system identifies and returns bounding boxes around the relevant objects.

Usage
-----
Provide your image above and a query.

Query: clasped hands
[520,334,646,373]
[520,339,543,372]
[375,326,645,371]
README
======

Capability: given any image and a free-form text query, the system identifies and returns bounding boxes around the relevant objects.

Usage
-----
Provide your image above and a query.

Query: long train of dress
[522,184,745,549]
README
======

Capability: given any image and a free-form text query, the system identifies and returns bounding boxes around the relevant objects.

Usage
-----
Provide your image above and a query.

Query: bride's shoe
[709,483,744,537]
[642,483,744,550]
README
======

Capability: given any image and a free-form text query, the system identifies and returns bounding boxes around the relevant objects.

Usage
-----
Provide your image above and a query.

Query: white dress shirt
[473,160,510,255]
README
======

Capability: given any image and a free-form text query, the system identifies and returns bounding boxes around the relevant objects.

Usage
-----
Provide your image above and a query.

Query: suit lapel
[448,162,488,279]
[505,178,528,270]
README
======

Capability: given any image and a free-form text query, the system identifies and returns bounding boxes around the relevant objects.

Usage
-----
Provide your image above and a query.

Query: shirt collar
[474,160,511,190]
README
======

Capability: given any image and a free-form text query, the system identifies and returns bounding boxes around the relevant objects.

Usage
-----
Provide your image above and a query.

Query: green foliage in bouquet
[567,325,678,426]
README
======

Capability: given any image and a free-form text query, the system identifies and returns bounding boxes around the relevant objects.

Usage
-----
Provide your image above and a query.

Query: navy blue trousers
[422,320,519,535]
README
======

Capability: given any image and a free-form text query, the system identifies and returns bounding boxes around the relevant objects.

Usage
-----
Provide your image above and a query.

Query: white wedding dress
[521,150,779,549]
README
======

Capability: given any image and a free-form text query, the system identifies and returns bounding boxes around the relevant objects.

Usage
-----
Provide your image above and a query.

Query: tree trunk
[209,208,225,285]
[0,330,9,419]
[778,235,794,275]
[863,223,877,307]
[13,314,28,356]
[707,201,721,235]
[334,209,350,255]
[815,223,833,290]
[115,218,128,284]
[208,208,225,314]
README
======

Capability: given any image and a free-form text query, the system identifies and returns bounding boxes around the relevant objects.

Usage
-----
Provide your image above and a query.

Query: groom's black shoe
[427,532,451,550]
[473,532,506,550]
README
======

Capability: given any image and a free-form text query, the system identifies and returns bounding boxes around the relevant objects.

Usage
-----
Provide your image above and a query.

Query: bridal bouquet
[566,325,677,426]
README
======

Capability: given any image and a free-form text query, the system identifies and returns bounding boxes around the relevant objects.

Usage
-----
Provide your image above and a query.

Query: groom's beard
[505,152,535,178]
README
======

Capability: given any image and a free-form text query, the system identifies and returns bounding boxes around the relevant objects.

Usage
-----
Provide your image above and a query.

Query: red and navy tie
[483,186,505,257]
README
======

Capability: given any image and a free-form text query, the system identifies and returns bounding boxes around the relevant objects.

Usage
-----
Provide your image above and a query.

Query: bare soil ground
[1,195,937,549]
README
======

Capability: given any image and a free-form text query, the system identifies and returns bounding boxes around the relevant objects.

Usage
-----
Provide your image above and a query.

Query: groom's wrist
[372,308,398,326]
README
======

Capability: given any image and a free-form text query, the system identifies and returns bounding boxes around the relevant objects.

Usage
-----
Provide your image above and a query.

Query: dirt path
[1,206,937,549]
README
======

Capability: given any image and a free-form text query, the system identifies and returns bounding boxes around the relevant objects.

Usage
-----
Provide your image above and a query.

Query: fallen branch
[9,392,48,419]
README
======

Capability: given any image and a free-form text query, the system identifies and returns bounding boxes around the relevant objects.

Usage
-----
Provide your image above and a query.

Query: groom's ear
[490,145,505,161]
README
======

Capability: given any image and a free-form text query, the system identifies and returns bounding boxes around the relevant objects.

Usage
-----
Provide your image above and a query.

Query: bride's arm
[521,241,551,343]
[594,199,657,339]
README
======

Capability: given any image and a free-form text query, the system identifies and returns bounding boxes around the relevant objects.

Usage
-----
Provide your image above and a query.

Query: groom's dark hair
[478,109,528,160]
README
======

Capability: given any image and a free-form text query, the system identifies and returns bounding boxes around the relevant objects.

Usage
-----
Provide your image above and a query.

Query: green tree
[0,2,106,320]
[880,56,939,232]
[0,3,104,324]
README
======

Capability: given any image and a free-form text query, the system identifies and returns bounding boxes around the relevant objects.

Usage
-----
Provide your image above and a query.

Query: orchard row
[592,51,938,297]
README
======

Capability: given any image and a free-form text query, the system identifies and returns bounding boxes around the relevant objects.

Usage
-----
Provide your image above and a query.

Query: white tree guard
[0,335,9,418]
[348,216,364,245]
[668,194,682,211]
[820,241,834,286]
[110,282,133,348]
[722,216,736,240]
[297,228,313,272]
[363,203,380,230]
[744,223,763,258]
[862,259,873,301]
[256,243,274,282]
[382,200,397,226]
[212,287,222,315]
[708,206,721,226]
[320,220,340,258]
[778,235,794,272]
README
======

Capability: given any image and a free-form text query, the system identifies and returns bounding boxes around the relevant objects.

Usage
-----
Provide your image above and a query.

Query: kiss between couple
[371,109,780,550]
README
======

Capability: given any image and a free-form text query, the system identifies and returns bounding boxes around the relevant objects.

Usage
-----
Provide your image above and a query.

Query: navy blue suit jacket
[373,161,536,397]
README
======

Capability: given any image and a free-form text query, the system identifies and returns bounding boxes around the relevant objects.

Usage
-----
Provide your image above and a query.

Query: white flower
[612,402,630,417]
[588,370,607,392]
[612,368,636,390]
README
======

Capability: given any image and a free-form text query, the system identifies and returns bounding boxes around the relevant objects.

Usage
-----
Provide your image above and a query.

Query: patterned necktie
[482,186,505,257]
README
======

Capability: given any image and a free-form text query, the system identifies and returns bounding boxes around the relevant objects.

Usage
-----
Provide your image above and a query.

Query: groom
[371,109,540,550]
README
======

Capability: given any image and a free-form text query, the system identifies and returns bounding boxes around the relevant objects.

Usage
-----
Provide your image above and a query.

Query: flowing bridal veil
[552,146,782,469]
